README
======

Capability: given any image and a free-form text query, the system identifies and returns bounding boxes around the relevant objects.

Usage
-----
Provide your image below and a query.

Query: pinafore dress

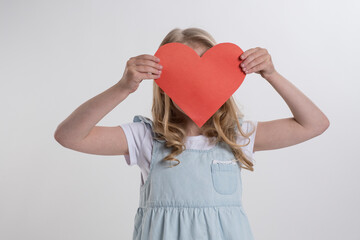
[131,115,254,240]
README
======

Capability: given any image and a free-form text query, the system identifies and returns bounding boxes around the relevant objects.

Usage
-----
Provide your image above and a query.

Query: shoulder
[240,120,258,135]
[119,115,154,166]
[236,119,258,159]
[236,119,258,141]
[120,120,150,139]
[121,115,154,135]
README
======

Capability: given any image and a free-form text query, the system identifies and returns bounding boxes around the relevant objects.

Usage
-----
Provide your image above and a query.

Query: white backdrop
[1,0,359,239]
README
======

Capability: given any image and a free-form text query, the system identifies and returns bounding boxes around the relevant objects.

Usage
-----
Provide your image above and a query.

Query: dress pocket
[210,159,239,195]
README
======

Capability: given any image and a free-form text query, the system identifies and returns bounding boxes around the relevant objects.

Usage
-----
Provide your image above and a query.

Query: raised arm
[239,47,330,152]
[54,54,162,156]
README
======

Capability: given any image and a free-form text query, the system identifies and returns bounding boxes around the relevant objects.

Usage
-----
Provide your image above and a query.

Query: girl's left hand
[239,47,276,79]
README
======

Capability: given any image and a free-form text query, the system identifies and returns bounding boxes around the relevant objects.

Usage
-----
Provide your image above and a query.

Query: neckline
[184,136,219,152]
[154,135,220,152]
[185,134,206,139]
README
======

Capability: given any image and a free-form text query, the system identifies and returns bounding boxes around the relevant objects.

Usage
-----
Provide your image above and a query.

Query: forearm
[263,71,329,131]
[54,81,130,143]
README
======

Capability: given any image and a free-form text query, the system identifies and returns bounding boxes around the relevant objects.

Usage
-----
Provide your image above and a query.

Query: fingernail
[241,55,245,59]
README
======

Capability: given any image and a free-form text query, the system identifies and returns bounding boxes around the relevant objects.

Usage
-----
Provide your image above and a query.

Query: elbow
[54,128,64,145]
[324,117,330,130]
[54,125,83,149]
[54,130,62,143]
[315,117,330,136]
[54,126,69,147]
[321,116,330,132]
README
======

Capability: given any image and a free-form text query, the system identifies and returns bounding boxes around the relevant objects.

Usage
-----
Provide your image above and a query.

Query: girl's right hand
[118,54,163,94]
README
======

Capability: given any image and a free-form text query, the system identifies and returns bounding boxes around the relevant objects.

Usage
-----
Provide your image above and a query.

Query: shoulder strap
[133,115,153,127]
[133,115,165,142]
[133,115,154,136]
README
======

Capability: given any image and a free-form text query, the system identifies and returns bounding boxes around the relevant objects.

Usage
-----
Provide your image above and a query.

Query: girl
[54,27,330,240]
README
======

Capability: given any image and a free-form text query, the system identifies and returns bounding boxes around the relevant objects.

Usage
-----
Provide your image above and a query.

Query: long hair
[151,27,256,171]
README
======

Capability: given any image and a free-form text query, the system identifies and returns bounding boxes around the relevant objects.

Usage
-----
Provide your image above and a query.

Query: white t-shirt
[120,119,258,187]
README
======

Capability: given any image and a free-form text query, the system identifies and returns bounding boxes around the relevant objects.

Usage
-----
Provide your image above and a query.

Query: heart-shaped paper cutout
[154,42,246,128]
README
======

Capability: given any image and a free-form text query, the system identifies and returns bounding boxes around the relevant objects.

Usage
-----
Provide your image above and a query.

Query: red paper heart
[154,42,246,128]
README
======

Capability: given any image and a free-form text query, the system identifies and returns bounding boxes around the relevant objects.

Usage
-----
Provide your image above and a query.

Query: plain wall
[1,0,359,239]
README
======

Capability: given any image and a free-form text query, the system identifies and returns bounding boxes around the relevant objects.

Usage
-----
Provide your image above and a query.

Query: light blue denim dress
[131,115,254,240]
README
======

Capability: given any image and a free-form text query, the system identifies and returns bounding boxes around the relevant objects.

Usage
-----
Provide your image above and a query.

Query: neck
[183,115,202,136]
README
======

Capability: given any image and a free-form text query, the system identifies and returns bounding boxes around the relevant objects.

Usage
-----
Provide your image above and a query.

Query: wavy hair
[151,27,256,171]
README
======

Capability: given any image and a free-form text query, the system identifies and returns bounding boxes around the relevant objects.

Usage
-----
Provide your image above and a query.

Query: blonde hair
[151,27,256,171]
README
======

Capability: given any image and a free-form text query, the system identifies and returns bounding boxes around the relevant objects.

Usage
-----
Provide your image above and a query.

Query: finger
[134,59,163,71]
[137,54,160,63]
[141,72,161,80]
[135,65,162,75]
[240,48,267,68]
[245,60,268,74]
[239,48,258,60]
[241,54,268,71]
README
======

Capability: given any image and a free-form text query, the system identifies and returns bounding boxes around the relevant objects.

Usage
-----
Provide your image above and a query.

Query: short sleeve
[236,120,258,161]
[119,121,152,166]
